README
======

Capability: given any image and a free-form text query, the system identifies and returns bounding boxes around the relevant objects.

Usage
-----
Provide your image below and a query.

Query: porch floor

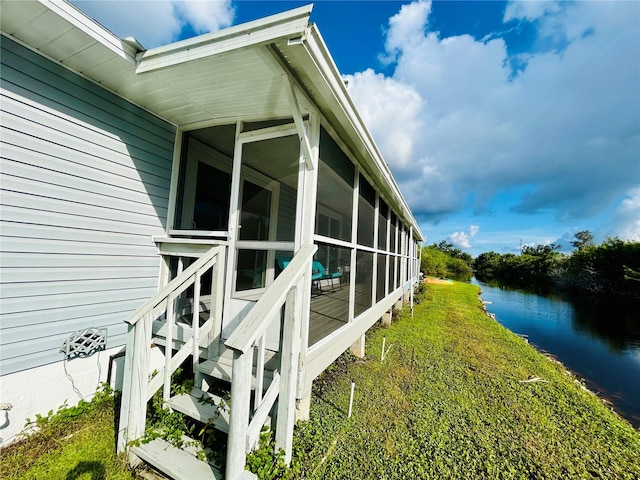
[309,286,348,346]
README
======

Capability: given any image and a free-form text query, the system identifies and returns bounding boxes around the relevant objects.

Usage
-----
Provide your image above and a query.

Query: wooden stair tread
[196,360,233,383]
[166,388,229,433]
[196,360,276,389]
[196,347,279,385]
[131,437,222,480]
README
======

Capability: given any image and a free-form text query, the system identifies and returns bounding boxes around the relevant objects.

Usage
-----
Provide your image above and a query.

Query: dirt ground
[425,277,453,285]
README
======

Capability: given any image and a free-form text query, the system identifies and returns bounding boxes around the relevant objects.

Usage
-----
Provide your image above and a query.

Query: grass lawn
[2,282,638,479]
[0,388,134,480]
[290,282,640,479]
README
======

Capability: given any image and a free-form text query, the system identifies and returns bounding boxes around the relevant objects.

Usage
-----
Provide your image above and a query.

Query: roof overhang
[0,0,423,240]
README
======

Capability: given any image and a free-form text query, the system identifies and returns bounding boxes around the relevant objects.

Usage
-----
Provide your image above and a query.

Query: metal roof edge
[136,4,314,74]
[38,0,138,61]
[302,25,423,240]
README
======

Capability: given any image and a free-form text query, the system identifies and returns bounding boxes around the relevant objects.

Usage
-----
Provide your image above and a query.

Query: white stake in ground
[381,336,391,362]
[348,381,355,418]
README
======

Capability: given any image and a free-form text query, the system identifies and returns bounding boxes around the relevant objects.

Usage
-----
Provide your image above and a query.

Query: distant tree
[623,266,640,282]
[566,236,640,297]
[473,252,501,278]
[431,241,473,267]
[521,243,560,256]
[571,230,594,251]
[474,236,640,298]
[474,243,563,287]
[421,245,472,281]
[421,246,448,278]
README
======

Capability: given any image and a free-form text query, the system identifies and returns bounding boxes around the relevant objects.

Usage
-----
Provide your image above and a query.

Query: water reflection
[472,278,640,428]
[569,295,640,351]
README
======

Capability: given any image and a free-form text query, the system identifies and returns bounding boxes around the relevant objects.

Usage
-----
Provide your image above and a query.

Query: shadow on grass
[312,393,347,417]
[66,461,106,480]
[112,390,122,453]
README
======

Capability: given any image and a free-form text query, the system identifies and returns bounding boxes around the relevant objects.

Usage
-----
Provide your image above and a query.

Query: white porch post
[275,286,302,462]
[222,121,244,330]
[225,350,252,479]
[349,169,359,322]
[293,107,319,421]
[371,193,379,309]
[117,314,151,456]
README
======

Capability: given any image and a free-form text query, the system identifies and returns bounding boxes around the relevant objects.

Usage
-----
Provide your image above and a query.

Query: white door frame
[222,122,301,337]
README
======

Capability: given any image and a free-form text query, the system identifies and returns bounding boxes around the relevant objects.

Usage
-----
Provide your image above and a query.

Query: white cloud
[344,69,423,169]
[382,0,432,64]
[72,0,234,48]
[176,0,235,34]
[610,189,640,241]
[503,1,562,23]
[346,0,640,238]
[448,225,480,249]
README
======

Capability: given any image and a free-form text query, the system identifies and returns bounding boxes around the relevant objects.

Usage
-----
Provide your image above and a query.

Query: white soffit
[0,0,137,64]
[131,47,294,125]
[128,5,315,125]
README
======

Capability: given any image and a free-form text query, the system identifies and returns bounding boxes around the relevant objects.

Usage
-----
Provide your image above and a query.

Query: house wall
[0,35,175,442]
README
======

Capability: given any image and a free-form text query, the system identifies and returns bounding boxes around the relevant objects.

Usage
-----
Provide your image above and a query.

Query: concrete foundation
[380,309,392,327]
[0,344,155,447]
[294,394,311,422]
[349,334,366,358]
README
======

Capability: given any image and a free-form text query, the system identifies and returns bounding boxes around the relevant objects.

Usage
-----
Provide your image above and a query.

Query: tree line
[420,241,473,281]
[473,232,639,298]
[420,232,640,299]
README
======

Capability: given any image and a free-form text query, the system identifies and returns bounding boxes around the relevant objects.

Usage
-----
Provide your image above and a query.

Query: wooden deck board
[309,287,349,346]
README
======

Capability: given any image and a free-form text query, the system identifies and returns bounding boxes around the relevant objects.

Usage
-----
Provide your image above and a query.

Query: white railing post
[210,250,225,360]
[163,293,175,402]
[254,334,266,407]
[275,285,301,462]
[192,270,202,378]
[117,311,152,453]
[226,350,252,479]
[222,245,316,471]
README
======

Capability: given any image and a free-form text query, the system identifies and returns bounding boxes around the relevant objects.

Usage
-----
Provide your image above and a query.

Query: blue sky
[73,0,640,256]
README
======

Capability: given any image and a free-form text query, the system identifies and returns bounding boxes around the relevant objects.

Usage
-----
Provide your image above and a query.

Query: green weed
[0,384,133,480]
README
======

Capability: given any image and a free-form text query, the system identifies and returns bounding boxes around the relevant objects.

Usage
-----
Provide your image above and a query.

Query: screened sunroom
[159,118,422,356]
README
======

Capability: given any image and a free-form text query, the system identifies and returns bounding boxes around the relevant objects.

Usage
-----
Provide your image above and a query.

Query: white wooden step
[131,437,222,480]
[166,388,229,433]
[196,360,278,389]
[196,359,234,384]
[152,319,196,352]
[196,347,279,386]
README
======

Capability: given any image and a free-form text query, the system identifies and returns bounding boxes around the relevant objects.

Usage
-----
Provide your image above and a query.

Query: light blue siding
[0,35,176,375]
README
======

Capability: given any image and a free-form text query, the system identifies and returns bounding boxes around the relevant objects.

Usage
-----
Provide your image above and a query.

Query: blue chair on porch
[276,256,291,272]
[311,261,342,293]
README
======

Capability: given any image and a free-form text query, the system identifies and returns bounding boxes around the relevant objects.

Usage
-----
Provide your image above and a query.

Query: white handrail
[125,245,224,326]
[118,244,226,454]
[224,244,315,478]
[225,244,317,353]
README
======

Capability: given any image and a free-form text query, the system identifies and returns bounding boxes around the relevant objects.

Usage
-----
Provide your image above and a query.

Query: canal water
[472,278,640,429]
